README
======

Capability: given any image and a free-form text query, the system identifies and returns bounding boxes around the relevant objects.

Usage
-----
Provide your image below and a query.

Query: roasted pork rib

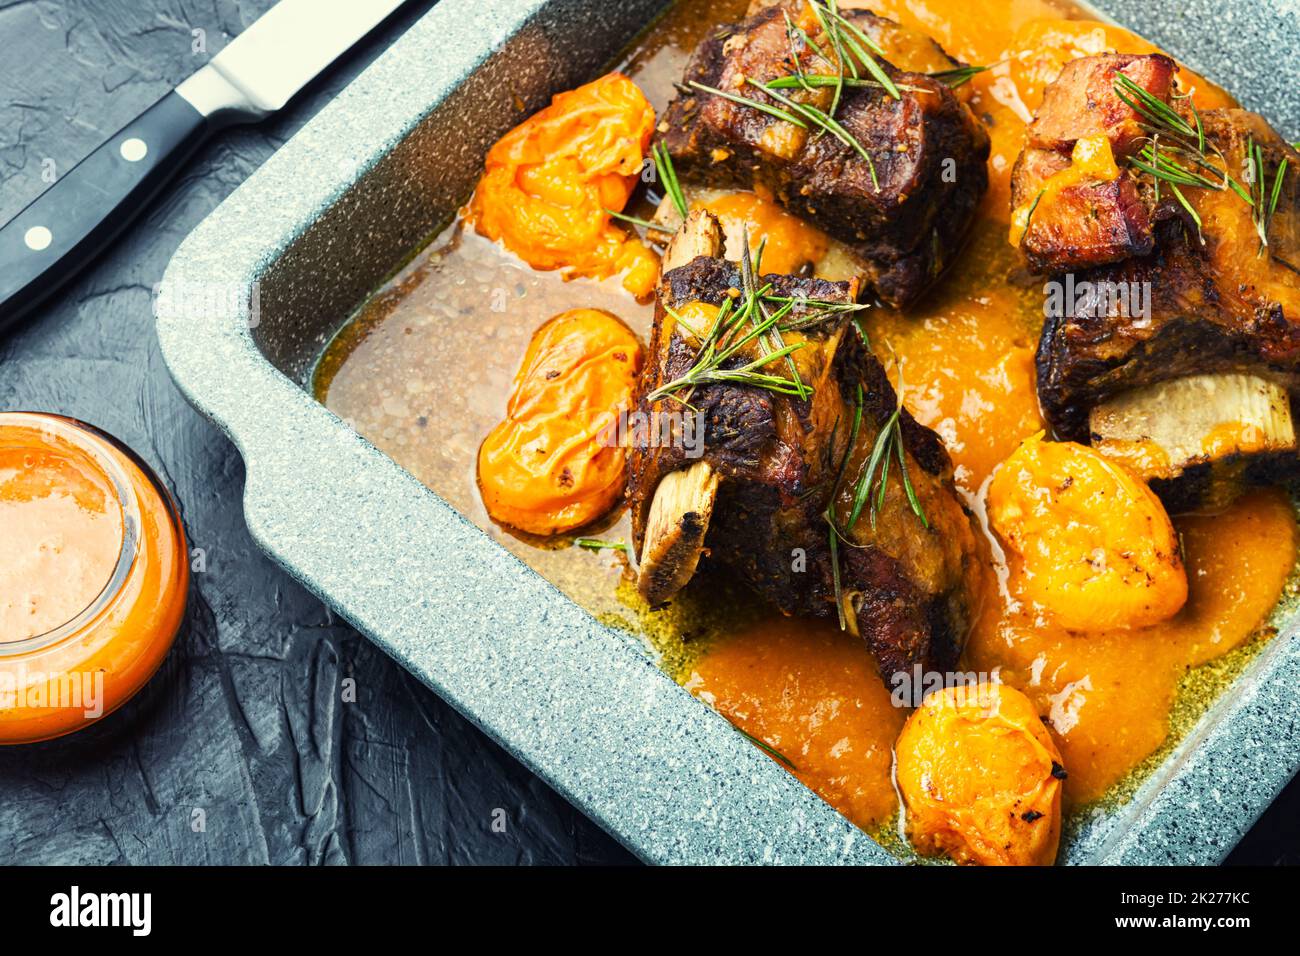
[1012,54,1300,510]
[629,210,979,680]
[656,1,989,309]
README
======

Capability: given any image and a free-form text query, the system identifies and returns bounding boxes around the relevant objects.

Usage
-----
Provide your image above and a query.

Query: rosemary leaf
[929,64,990,88]
[1020,188,1045,236]
[689,80,808,128]
[604,208,659,230]
[821,1,900,99]
[782,9,815,94]
[848,406,899,530]
[896,425,928,528]
[1269,157,1290,222]
[765,74,927,93]
[652,141,689,220]
[574,537,630,554]
[829,520,846,630]
[807,0,849,115]
[873,426,891,528]
[736,727,799,770]
[1169,182,1204,244]
[1113,74,1198,142]
[826,382,864,633]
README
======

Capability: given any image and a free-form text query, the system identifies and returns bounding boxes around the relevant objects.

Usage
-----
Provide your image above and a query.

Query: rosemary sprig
[1129,151,1217,189]
[742,230,810,401]
[1248,136,1290,252]
[689,80,808,128]
[1130,142,1242,195]
[1114,73,1200,144]
[745,77,879,190]
[652,140,688,220]
[736,727,799,770]
[695,4,894,192]
[1111,69,1278,246]
[574,537,631,554]
[844,361,928,532]
[764,74,928,94]
[604,208,659,230]
[807,0,848,117]
[825,383,863,631]
[749,292,870,333]
[646,289,806,404]
[782,9,814,94]
[813,0,900,100]
[1113,73,1256,224]
[928,63,990,88]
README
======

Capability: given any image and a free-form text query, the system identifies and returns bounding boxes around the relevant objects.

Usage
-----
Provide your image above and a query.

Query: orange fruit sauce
[685,0,1295,842]
[0,414,188,744]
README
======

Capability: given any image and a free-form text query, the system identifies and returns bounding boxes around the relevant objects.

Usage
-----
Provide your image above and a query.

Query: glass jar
[0,413,188,743]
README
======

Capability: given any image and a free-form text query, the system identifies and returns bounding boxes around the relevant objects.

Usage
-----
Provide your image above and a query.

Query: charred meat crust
[1012,53,1176,273]
[629,253,977,679]
[1147,448,1300,515]
[657,3,990,309]
[1025,53,1176,157]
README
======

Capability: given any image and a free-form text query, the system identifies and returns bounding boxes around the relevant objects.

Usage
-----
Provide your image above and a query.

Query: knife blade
[177,0,409,122]
[0,0,411,334]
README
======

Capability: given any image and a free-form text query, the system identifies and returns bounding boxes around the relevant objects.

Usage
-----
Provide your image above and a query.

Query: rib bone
[634,209,726,606]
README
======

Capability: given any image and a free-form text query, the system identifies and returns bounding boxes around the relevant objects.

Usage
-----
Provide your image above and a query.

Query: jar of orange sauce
[0,413,188,743]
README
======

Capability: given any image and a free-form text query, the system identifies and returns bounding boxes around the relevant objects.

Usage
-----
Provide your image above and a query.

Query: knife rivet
[120,138,148,162]
[24,226,52,251]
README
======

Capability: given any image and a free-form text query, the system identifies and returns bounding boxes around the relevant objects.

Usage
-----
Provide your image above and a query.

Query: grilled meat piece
[745,0,964,77]
[629,210,980,680]
[657,1,989,309]
[1011,53,1176,273]
[1037,112,1300,439]
[1020,56,1300,510]
[1025,53,1176,157]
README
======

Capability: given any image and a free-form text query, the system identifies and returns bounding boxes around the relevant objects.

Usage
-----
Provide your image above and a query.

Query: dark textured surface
[0,0,632,866]
[0,0,1294,867]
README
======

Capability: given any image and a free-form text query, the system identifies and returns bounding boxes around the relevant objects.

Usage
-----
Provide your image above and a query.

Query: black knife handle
[0,90,210,333]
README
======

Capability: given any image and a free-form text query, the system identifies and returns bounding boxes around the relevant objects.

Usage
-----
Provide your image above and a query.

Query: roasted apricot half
[467,73,659,298]
[478,309,642,536]
[895,681,1064,866]
[987,433,1187,631]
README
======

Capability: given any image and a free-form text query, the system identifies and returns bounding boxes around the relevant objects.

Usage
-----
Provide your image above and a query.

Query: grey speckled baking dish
[157,0,1300,864]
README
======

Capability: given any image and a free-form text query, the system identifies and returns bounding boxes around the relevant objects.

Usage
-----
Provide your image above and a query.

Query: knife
[0,0,410,333]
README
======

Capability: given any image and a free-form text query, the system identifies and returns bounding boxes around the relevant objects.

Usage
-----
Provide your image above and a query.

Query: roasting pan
[157,0,1300,864]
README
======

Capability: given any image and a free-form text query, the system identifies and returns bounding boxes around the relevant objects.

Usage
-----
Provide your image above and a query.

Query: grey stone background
[0,0,1291,865]
[0,0,632,866]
